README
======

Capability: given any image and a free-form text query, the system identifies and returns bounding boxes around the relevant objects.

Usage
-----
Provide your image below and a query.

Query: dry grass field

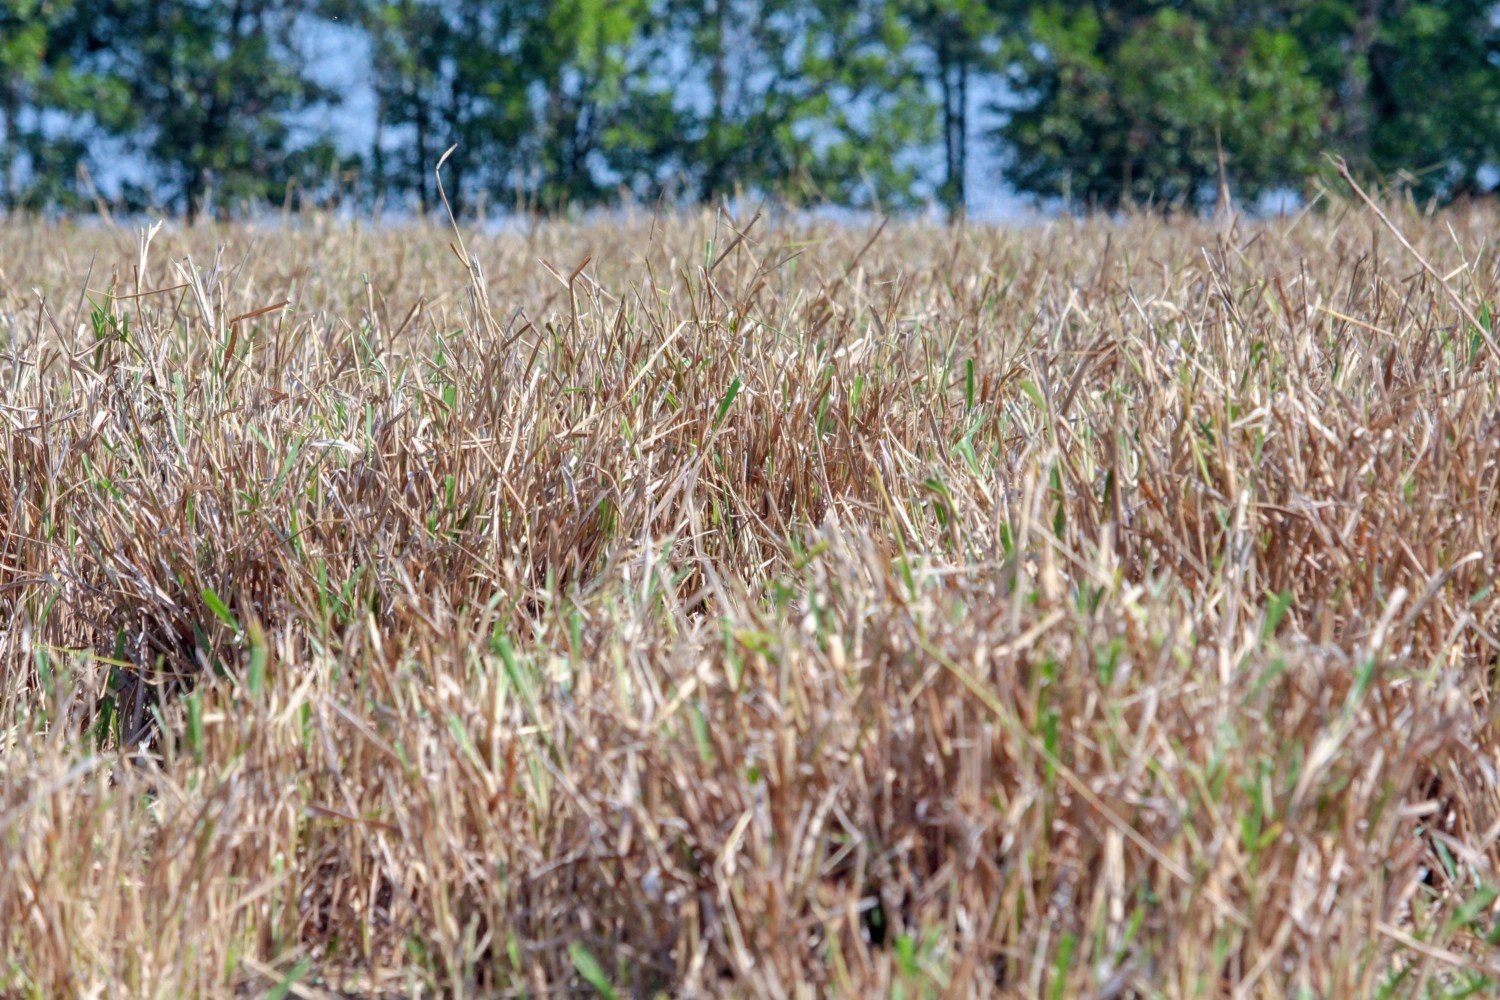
[3,205,1500,997]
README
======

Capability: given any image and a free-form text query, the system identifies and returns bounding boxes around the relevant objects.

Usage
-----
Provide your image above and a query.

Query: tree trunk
[706,0,727,202]
[0,91,16,212]
[938,38,957,215]
[444,73,464,217]
[1342,0,1383,167]
[415,97,432,213]
[372,90,387,210]
[955,55,968,220]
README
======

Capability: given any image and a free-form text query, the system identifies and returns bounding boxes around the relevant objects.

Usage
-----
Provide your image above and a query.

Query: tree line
[2,0,1498,219]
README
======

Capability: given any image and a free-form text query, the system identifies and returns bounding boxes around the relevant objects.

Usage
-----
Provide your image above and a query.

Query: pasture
[2,207,1499,996]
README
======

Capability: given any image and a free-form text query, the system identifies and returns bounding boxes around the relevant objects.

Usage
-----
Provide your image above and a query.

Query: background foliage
[2,0,1498,216]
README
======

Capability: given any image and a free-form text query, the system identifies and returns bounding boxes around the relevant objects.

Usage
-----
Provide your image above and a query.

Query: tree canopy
[1,0,1497,216]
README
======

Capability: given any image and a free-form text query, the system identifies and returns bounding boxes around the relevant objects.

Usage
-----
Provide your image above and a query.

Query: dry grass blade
[2,206,1500,997]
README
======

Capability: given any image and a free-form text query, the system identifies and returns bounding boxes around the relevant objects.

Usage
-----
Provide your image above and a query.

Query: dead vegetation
[2,205,1500,997]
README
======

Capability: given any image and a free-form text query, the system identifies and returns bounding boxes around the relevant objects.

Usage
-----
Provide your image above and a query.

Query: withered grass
[3,206,1500,996]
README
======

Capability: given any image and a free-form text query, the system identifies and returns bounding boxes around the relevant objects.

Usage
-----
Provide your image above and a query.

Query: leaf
[1260,590,1293,643]
[1049,932,1077,1000]
[186,692,203,757]
[568,943,618,999]
[202,588,239,632]
[265,957,314,1000]
[714,375,742,428]
[1019,379,1046,410]
[247,623,268,697]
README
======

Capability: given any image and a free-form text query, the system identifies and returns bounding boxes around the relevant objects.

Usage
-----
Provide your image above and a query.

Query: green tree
[346,0,653,215]
[889,0,1009,215]
[0,0,127,210]
[532,0,656,208]
[67,0,339,219]
[1000,2,1326,210]
[350,0,933,214]
[1294,0,1500,200]
[634,0,934,208]
[349,0,532,214]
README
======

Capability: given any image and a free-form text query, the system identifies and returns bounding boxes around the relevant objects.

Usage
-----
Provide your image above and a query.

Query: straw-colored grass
[3,206,1500,997]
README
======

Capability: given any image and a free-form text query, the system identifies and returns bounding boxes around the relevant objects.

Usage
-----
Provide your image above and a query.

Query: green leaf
[247,623,268,697]
[1260,590,1293,643]
[201,588,239,632]
[714,376,742,428]
[568,943,618,999]
[1020,379,1046,410]
[186,692,203,757]
[264,957,314,1000]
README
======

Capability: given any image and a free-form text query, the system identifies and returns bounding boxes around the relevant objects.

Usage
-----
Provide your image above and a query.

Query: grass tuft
[3,207,1500,995]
